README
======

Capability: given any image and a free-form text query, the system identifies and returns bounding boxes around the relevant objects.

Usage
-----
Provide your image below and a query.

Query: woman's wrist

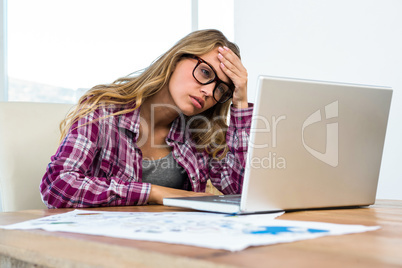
[232,100,249,109]
[148,184,161,204]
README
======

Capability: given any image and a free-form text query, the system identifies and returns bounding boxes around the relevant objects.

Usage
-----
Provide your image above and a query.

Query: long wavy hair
[60,29,241,158]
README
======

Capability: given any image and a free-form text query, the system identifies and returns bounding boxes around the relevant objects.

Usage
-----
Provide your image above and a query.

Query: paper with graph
[1,210,379,251]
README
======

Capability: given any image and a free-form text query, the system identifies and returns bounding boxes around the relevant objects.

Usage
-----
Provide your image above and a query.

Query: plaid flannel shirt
[40,103,253,208]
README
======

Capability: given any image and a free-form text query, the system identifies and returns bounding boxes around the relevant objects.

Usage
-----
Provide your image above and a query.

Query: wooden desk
[0,200,401,268]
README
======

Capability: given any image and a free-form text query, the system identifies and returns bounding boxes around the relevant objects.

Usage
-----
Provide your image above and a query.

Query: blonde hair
[60,29,241,158]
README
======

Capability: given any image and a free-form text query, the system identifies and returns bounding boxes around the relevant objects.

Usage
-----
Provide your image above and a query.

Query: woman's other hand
[148,184,214,205]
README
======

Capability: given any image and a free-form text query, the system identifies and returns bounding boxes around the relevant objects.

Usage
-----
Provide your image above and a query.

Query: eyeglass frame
[183,54,234,104]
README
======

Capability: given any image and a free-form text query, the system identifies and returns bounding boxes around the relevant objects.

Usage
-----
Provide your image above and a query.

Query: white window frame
[0,0,8,101]
[191,0,198,31]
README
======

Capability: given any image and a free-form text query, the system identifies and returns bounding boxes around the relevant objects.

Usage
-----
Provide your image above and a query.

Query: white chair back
[0,102,73,212]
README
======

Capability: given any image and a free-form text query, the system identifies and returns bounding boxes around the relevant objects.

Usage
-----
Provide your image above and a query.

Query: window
[1,0,234,103]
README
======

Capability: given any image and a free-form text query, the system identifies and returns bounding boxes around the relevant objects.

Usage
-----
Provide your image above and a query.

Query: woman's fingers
[217,46,248,108]
[218,47,246,79]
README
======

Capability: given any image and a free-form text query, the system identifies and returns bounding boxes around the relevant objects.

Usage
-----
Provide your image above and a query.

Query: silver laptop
[163,75,393,214]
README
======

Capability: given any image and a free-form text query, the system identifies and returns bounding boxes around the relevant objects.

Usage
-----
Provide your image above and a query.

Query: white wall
[234,0,402,200]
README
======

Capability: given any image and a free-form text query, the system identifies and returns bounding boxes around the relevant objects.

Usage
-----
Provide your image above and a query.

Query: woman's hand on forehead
[217,46,248,109]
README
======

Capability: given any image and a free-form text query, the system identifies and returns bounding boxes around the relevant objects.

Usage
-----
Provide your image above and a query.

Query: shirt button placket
[190,176,197,191]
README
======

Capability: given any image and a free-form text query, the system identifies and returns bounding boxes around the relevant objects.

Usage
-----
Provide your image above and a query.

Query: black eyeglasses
[185,55,234,104]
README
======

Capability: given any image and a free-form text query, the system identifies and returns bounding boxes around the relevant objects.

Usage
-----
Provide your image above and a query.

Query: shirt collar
[167,114,186,143]
[117,105,186,144]
[117,105,141,138]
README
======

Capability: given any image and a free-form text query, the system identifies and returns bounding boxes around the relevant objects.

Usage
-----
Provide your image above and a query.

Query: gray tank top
[141,152,187,189]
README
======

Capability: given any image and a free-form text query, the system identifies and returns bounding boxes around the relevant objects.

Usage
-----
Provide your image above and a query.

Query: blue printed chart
[1,210,379,251]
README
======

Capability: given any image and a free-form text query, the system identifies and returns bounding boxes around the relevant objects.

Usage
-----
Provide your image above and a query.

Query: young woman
[40,29,253,208]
